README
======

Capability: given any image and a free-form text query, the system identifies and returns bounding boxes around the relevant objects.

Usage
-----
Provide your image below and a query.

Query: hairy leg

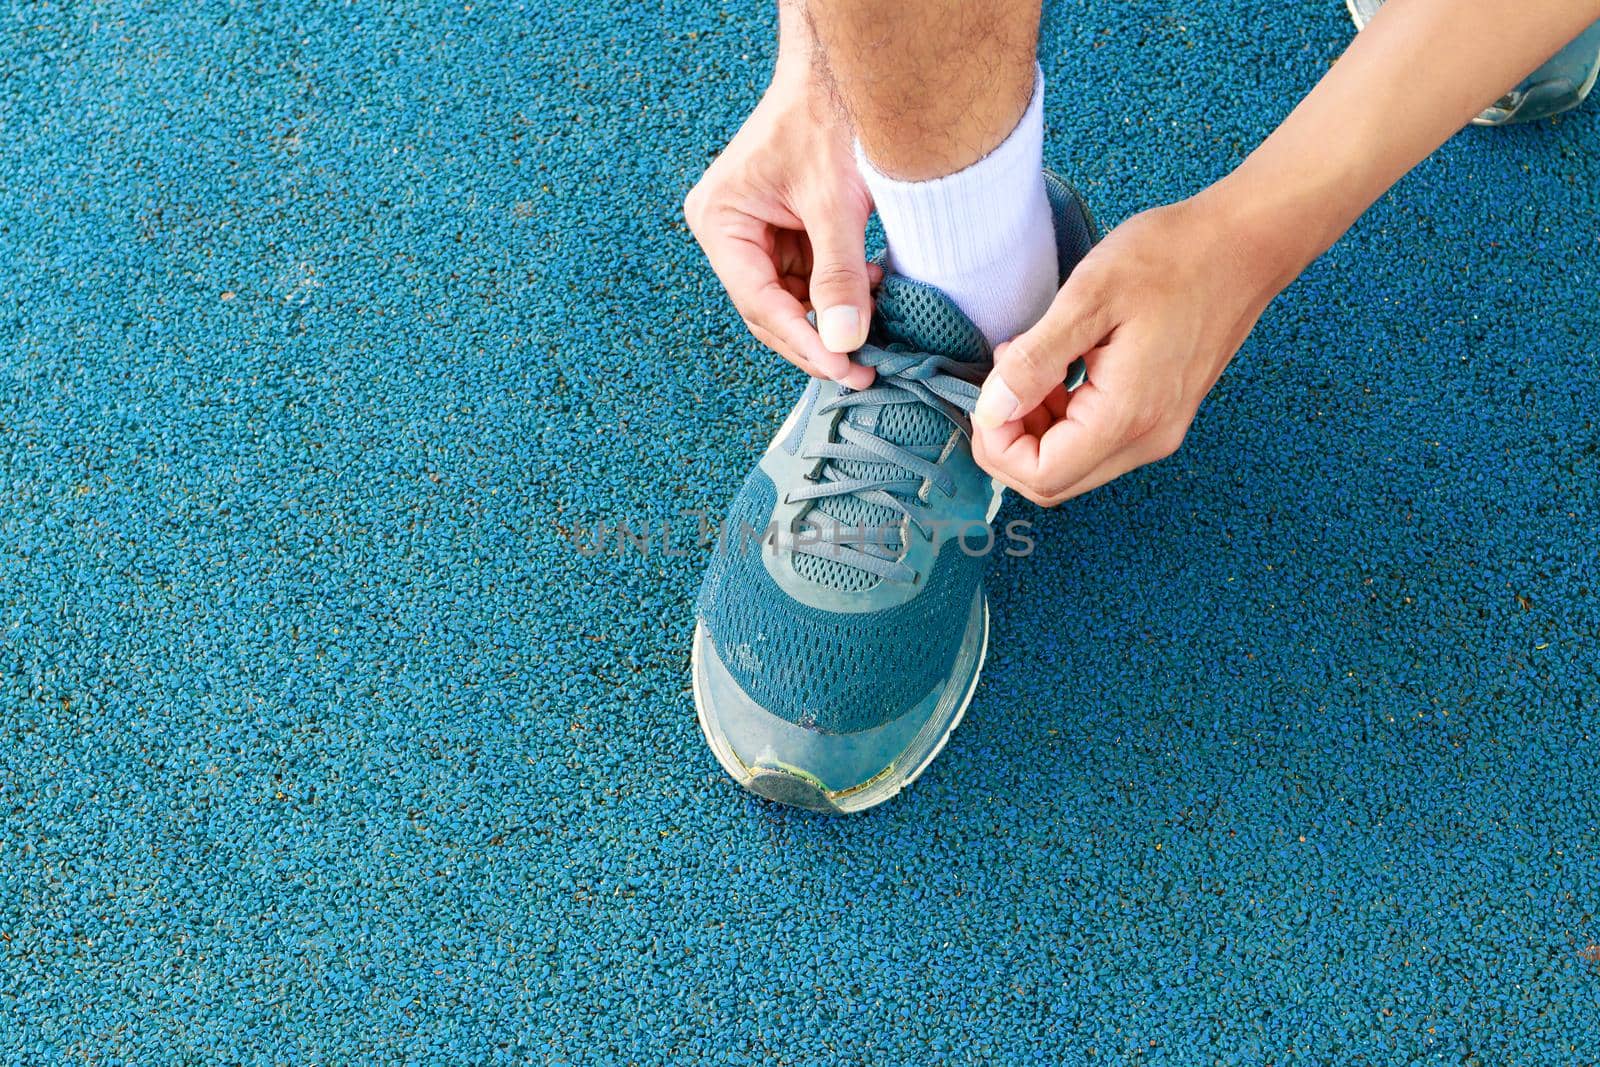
[803,0,1043,180]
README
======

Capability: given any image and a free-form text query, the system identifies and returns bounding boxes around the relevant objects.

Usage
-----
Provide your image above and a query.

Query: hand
[970,194,1281,506]
[684,43,878,390]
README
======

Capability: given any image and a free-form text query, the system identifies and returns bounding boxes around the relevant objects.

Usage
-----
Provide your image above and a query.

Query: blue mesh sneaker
[691,171,1097,813]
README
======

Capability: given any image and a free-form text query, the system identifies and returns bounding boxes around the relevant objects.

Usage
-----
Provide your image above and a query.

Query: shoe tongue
[870,276,992,365]
[792,277,991,593]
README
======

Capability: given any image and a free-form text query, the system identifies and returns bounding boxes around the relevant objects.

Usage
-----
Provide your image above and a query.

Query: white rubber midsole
[985,479,1004,522]
[690,595,990,813]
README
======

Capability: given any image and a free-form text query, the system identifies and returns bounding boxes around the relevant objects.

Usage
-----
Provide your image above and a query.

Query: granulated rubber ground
[2,1,1598,1062]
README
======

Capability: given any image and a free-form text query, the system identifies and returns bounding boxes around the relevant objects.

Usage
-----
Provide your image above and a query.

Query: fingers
[834,357,878,391]
[973,378,1121,503]
[973,378,1188,506]
[797,193,876,390]
[969,265,1134,504]
[797,195,873,357]
[695,226,854,381]
[1024,423,1184,504]
[973,267,1115,429]
[1041,439,1164,501]
[688,182,883,386]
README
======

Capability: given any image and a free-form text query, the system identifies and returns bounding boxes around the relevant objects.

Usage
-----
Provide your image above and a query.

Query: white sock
[855,66,1057,348]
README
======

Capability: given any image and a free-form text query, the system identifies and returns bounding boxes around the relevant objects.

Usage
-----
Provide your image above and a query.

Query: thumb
[974,274,1114,429]
[802,201,873,354]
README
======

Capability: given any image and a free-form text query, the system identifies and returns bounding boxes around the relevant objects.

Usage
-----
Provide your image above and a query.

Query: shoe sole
[691,594,990,815]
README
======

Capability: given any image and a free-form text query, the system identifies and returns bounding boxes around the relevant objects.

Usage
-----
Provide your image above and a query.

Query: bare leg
[803,0,1042,180]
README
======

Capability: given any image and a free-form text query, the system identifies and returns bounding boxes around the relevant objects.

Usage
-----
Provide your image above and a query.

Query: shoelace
[783,341,986,583]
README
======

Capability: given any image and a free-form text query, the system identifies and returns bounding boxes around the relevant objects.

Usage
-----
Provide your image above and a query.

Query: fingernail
[973,377,1019,429]
[818,306,864,354]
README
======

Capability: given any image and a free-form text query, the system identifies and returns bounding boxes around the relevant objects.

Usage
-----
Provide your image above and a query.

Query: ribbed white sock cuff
[855,66,1058,346]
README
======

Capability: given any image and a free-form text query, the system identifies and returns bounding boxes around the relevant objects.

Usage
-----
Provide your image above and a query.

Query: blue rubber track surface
[3,1,1598,1063]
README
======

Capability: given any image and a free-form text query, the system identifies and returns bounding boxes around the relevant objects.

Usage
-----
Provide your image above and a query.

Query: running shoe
[690,171,1097,814]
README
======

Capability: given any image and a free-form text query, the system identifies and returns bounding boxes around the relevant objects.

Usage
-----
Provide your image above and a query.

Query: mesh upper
[791,277,991,591]
[1043,169,1097,269]
[697,470,984,734]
